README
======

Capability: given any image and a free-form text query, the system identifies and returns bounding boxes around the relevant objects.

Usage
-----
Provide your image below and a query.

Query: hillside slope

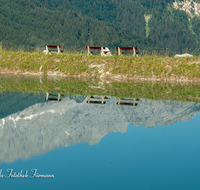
[0,0,200,54]
[55,0,200,54]
[0,0,157,52]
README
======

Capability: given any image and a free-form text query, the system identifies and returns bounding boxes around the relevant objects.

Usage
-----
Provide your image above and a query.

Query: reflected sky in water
[0,91,200,190]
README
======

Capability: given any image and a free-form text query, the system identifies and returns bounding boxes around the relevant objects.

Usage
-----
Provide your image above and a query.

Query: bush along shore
[1,50,200,82]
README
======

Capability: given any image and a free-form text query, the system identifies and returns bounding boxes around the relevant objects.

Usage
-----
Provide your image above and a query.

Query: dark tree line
[0,0,200,55]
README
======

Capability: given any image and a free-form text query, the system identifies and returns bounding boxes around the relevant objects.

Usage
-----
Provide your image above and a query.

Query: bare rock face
[0,95,200,163]
[173,0,200,17]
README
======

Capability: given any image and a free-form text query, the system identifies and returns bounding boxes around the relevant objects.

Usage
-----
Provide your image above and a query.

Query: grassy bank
[1,75,200,102]
[0,50,200,81]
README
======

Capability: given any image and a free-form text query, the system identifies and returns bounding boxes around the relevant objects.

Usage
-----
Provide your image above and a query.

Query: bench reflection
[45,92,140,105]
[86,95,109,104]
[116,98,139,106]
[86,95,140,106]
[45,92,64,101]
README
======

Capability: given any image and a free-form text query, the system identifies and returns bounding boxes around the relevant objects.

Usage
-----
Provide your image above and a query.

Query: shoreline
[0,69,199,83]
[1,72,200,104]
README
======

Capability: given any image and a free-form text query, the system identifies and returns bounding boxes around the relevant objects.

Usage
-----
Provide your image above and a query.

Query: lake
[0,74,200,190]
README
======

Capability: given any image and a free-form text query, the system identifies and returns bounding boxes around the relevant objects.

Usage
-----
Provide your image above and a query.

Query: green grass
[1,51,200,80]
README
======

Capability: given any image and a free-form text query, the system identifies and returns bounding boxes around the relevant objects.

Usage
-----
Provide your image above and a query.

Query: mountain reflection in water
[0,92,200,163]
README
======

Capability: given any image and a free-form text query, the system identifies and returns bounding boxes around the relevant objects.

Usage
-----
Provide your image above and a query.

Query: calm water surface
[0,78,200,190]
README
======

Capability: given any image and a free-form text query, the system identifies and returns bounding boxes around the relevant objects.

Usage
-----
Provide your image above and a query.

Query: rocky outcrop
[0,95,200,163]
[173,0,200,17]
